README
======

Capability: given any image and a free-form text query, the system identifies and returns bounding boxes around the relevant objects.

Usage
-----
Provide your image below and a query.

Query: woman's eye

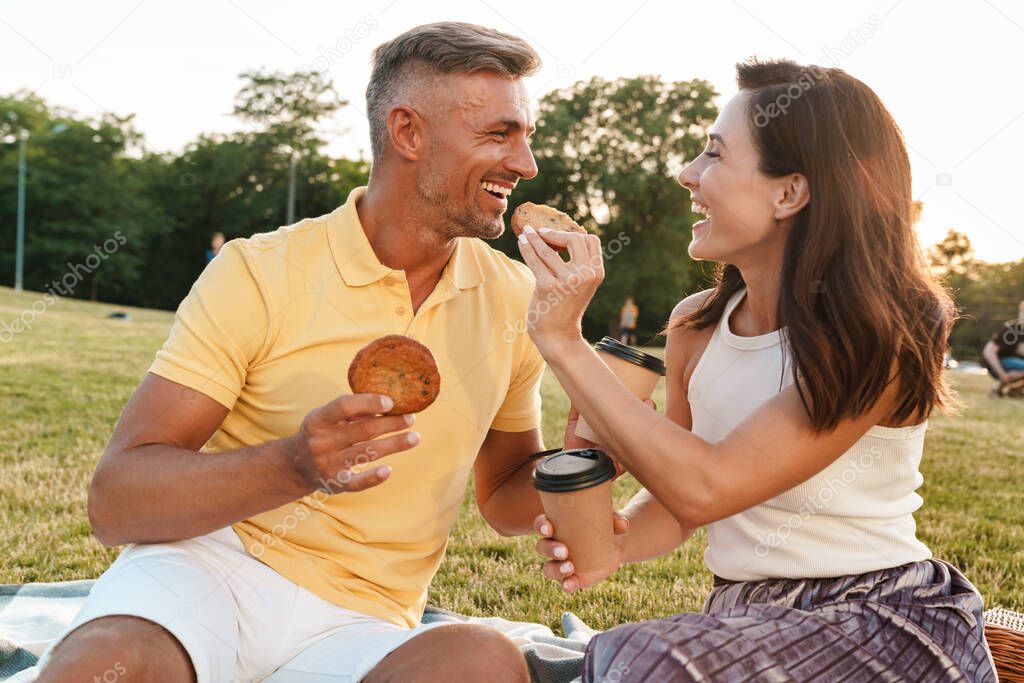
[704,150,720,158]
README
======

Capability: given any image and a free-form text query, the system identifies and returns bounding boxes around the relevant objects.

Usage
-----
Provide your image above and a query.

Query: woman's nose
[677,162,698,191]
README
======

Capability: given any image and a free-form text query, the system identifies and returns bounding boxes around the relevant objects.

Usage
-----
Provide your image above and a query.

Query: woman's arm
[617,487,694,563]
[534,292,709,590]
[542,333,901,530]
[616,291,711,562]
[518,227,903,531]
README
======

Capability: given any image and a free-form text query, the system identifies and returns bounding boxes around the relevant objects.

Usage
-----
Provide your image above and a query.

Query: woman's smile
[691,200,712,233]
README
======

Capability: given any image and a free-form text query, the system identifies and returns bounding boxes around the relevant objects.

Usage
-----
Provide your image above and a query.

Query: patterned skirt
[583,559,996,682]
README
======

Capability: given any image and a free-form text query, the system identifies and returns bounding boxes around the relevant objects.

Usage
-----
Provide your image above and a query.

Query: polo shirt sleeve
[489,335,546,432]
[148,240,270,411]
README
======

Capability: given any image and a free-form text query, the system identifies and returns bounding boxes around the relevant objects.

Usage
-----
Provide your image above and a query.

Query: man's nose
[508,137,539,181]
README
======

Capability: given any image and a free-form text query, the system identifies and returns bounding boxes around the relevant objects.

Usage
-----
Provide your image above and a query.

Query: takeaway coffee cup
[532,448,617,574]
[574,337,666,443]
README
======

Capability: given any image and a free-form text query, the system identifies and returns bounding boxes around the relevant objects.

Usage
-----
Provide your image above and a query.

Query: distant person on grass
[618,294,638,346]
[35,22,558,683]
[205,231,225,263]
[981,298,1024,397]
[518,59,996,681]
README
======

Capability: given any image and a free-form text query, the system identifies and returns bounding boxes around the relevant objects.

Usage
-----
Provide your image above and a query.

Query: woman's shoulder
[665,289,718,378]
[669,288,717,322]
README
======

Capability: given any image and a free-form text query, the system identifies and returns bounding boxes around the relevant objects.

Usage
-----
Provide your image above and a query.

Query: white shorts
[35,528,455,682]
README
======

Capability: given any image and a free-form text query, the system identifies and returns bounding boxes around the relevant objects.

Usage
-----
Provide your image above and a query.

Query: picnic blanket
[0,581,590,682]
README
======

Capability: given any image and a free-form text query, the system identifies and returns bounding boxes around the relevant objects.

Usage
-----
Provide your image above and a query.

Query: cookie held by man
[348,335,441,415]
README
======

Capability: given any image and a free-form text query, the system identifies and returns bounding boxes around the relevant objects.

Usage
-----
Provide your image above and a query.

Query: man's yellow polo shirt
[147,187,545,627]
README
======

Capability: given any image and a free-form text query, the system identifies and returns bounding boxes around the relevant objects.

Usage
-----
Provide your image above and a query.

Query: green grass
[1,286,1021,631]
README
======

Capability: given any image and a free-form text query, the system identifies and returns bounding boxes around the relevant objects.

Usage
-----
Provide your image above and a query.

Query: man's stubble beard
[416,166,505,241]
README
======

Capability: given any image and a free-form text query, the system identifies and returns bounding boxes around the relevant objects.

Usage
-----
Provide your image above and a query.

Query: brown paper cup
[575,350,662,443]
[538,479,614,574]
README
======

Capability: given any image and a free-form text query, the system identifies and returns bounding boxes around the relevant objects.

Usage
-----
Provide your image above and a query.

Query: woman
[517,59,996,682]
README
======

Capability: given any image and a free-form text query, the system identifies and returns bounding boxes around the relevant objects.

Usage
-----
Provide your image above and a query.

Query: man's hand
[563,404,624,478]
[89,375,425,546]
[563,399,656,478]
[287,393,420,494]
[1000,370,1024,387]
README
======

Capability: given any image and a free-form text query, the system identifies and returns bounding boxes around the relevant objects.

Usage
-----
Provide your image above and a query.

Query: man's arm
[89,373,419,546]
[473,427,546,537]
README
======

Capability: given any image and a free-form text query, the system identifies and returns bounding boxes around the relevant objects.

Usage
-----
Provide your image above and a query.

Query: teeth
[481,181,511,197]
[691,201,710,217]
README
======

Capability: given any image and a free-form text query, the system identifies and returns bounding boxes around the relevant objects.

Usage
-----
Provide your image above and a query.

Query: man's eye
[489,131,508,139]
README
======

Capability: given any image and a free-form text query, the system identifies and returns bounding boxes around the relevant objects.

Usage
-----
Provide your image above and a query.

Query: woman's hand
[533,513,629,593]
[516,225,605,354]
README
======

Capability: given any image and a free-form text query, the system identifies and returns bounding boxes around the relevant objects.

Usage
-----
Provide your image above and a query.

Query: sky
[2,0,1022,262]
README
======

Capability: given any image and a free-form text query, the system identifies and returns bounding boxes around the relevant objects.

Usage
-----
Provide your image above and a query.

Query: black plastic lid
[532,448,616,493]
[527,447,563,461]
[594,337,666,376]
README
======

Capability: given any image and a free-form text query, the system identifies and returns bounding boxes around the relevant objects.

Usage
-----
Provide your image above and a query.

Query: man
[36,22,549,683]
[981,298,1024,397]
[619,294,638,346]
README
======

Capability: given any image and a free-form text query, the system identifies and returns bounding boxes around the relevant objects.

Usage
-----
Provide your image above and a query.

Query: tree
[135,69,363,310]
[233,69,345,160]
[947,258,1024,360]
[928,228,975,278]
[137,133,368,310]
[497,75,719,342]
[0,93,168,301]
[1,70,368,311]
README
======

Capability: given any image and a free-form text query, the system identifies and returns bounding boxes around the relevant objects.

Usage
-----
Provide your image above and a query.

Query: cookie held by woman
[510,202,587,242]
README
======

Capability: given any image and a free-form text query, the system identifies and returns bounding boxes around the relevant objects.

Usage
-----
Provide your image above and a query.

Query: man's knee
[39,615,195,683]
[367,623,528,683]
[444,624,528,682]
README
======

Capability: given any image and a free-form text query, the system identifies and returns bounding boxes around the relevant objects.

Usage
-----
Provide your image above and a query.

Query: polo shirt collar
[449,237,485,290]
[330,186,485,291]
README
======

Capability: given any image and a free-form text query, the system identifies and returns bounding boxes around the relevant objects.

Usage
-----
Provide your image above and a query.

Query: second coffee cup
[574,337,666,444]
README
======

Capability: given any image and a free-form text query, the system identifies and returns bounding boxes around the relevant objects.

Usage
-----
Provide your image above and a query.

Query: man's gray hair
[366,22,541,166]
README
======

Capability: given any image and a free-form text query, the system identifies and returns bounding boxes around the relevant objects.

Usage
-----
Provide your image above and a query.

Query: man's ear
[387,105,424,162]
[773,173,810,220]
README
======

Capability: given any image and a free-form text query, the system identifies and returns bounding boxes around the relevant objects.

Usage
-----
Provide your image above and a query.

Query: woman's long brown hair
[668,59,957,432]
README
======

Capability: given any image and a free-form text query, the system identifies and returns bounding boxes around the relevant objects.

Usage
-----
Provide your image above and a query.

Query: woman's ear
[773,173,810,220]
[386,105,424,162]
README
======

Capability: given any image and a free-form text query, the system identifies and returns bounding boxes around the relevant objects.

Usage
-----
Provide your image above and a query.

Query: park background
[3,0,1024,355]
[1,0,1022,627]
